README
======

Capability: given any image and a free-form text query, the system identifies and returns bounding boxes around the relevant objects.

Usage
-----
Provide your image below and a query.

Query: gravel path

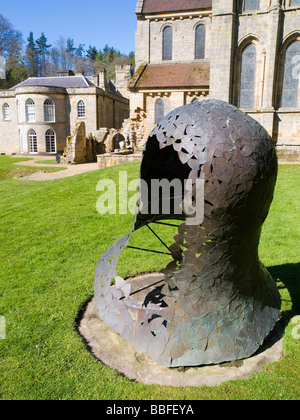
[14,156,100,181]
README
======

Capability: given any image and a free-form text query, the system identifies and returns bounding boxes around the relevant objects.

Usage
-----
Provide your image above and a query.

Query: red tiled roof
[142,0,212,14]
[130,63,210,89]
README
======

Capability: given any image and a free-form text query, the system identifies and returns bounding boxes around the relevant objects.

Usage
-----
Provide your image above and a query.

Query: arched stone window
[163,26,173,61]
[45,129,56,154]
[195,25,206,60]
[28,129,37,154]
[2,103,10,121]
[26,99,36,123]
[244,0,260,11]
[155,99,165,124]
[281,40,300,108]
[77,100,85,118]
[113,133,125,151]
[44,99,55,122]
[239,43,257,108]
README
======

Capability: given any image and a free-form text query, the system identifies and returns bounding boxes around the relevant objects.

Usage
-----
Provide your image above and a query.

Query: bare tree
[0,14,23,58]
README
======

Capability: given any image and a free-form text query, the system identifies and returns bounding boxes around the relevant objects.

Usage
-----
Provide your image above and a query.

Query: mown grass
[0,156,299,400]
[0,156,66,181]
[34,159,59,165]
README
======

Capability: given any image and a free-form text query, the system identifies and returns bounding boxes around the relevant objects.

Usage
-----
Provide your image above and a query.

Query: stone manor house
[0,0,300,160]
[0,68,129,155]
[129,0,300,159]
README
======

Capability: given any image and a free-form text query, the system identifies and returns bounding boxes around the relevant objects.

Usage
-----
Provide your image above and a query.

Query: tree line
[0,14,135,89]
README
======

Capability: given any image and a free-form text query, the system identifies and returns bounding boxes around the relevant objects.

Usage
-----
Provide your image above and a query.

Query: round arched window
[44,99,55,122]
[77,100,85,118]
[28,129,37,154]
[2,103,10,121]
[26,99,36,122]
[45,129,56,154]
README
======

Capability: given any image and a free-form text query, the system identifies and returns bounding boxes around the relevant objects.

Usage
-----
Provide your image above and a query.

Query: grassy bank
[0,157,299,400]
[0,156,66,181]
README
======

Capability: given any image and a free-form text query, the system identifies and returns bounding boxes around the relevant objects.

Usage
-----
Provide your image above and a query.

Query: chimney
[57,70,74,77]
[96,68,107,90]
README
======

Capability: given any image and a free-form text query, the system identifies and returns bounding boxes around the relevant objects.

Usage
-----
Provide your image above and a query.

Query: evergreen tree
[25,32,38,76]
[66,38,76,69]
[86,45,98,61]
[96,50,104,62]
[128,51,135,69]
[36,32,51,75]
[75,44,85,58]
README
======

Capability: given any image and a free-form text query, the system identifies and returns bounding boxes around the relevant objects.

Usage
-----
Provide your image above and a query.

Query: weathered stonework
[0,72,129,156]
[130,0,300,159]
[64,122,101,164]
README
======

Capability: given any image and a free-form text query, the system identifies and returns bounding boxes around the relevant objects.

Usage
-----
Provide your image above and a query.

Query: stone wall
[64,121,100,164]
[210,0,300,156]
[14,86,68,154]
[0,81,129,155]
[0,92,18,154]
[131,0,300,159]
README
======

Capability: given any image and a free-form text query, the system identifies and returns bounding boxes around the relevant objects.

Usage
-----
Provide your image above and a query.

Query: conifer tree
[36,32,51,75]
[25,32,38,76]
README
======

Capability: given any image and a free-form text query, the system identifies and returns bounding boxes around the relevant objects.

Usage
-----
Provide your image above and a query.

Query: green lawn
[0,156,299,400]
[34,159,60,165]
[0,156,66,181]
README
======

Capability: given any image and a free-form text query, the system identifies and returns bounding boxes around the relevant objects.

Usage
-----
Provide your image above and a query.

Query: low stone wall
[97,153,142,168]
[276,146,300,162]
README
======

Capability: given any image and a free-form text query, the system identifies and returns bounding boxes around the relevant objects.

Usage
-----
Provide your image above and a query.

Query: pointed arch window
[239,43,257,108]
[77,100,85,118]
[26,99,36,123]
[44,99,55,122]
[163,26,173,61]
[45,129,56,153]
[2,103,10,121]
[28,129,38,154]
[281,40,300,108]
[155,99,165,124]
[195,25,206,60]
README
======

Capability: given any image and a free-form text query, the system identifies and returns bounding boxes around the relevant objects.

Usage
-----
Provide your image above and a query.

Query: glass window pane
[281,41,300,108]
[155,99,164,124]
[28,130,37,153]
[290,0,300,6]
[244,0,260,11]
[195,25,206,59]
[45,129,56,153]
[26,99,35,123]
[163,26,173,61]
[3,103,10,121]
[77,100,85,118]
[44,99,55,122]
[239,44,257,108]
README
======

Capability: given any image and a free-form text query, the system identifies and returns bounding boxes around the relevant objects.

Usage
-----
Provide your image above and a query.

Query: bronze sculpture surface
[94,100,281,367]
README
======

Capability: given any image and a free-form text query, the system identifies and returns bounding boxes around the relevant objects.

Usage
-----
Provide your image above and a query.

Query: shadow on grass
[269,263,300,325]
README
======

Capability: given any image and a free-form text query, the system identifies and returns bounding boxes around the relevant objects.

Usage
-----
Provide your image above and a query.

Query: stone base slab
[78,273,284,387]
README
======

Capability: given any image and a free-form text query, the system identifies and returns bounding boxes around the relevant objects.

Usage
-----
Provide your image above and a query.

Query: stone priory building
[129,0,300,160]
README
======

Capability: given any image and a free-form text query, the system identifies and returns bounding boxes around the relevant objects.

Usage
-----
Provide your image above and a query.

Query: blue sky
[1,0,138,55]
